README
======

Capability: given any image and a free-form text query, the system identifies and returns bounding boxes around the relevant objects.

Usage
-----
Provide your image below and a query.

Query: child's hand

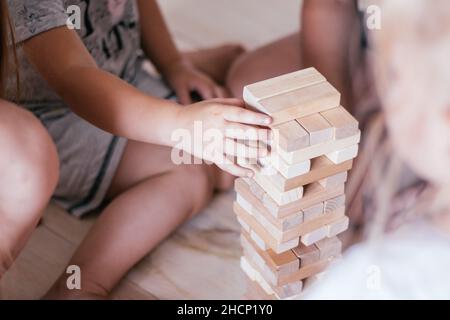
[175,98,272,177]
[164,59,227,105]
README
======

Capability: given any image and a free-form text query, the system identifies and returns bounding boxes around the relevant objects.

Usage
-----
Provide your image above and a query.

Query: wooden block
[234,198,345,246]
[255,273,277,297]
[236,178,345,218]
[269,156,311,179]
[243,247,303,299]
[276,182,345,218]
[250,229,269,251]
[272,281,303,300]
[320,106,359,139]
[248,207,304,233]
[253,171,304,206]
[244,177,268,203]
[244,276,275,300]
[244,255,299,300]
[278,259,330,286]
[301,226,328,246]
[292,243,320,267]
[249,199,345,242]
[241,239,267,274]
[324,194,346,214]
[266,246,299,276]
[272,239,299,257]
[246,82,341,126]
[236,179,345,235]
[244,177,281,214]
[244,238,334,289]
[247,204,285,241]
[266,156,353,192]
[327,216,350,237]
[243,68,325,101]
[298,206,345,236]
[303,202,324,222]
[276,131,361,164]
[319,171,348,189]
[241,253,286,294]
[237,180,304,232]
[237,217,251,233]
[240,256,257,282]
[234,203,300,253]
[237,178,295,217]
[281,213,304,231]
[241,232,299,277]
[303,271,328,290]
[236,194,254,215]
[326,144,359,164]
[315,237,342,261]
[252,207,304,233]
[297,114,334,146]
[273,121,309,152]
[242,243,279,287]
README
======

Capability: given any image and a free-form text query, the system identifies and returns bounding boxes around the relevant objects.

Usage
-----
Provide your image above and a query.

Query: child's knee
[225,54,251,98]
[177,165,214,215]
[0,244,14,277]
[29,120,60,201]
[0,111,59,217]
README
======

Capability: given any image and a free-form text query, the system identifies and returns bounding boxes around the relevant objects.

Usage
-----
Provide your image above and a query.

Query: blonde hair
[374,0,450,103]
[364,0,450,238]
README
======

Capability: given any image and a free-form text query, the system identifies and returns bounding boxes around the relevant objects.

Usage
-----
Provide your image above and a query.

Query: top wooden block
[244,68,325,100]
[243,68,341,126]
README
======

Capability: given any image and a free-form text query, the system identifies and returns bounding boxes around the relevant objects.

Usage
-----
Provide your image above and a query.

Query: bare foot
[184,44,246,85]
[43,288,107,300]
[43,280,108,300]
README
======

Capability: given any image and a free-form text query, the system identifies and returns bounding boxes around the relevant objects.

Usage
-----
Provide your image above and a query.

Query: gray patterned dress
[7,0,174,216]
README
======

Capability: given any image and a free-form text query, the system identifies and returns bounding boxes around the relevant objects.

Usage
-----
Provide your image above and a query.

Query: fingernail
[264,117,272,125]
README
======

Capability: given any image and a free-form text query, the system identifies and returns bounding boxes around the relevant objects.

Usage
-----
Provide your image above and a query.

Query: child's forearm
[137,0,184,76]
[54,65,182,147]
[22,27,182,147]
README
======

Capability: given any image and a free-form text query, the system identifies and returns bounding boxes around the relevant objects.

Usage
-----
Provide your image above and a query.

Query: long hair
[0,0,19,100]
[364,0,450,241]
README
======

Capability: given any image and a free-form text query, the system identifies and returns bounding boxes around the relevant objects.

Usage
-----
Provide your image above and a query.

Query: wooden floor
[0,1,300,300]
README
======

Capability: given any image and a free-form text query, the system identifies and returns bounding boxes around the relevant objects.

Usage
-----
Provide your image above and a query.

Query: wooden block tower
[234,68,360,299]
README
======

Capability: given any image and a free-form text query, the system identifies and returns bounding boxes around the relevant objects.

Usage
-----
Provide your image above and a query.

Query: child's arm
[301,0,358,109]
[22,27,271,177]
[137,0,225,104]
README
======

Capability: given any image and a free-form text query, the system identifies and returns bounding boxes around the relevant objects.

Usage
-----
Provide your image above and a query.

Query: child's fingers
[192,80,215,100]
[223,138,268,159]
[217,160,254,178]
[236,156,258,171]
[176,87,192,105]
[223,107,272,126]
[211,98,246,108]
[213,86,228,98]
[224,123,272,142]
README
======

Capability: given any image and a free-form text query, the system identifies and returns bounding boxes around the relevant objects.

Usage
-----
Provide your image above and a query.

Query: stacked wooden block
[234,68,360,299]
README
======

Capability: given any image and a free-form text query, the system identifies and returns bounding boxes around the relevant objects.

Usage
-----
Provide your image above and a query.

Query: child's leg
[45,141,218,298]
[0,103,59,276]
[226,34,301,98]
[184,44,245,85]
